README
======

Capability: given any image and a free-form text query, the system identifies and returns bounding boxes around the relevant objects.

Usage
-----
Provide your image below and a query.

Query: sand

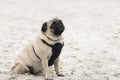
[0,0,120,80]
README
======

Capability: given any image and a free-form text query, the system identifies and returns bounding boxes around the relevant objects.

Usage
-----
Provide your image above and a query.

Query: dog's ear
[41,22,47,32]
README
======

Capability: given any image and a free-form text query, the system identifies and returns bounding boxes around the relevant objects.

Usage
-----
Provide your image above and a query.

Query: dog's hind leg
[11,63,29,74]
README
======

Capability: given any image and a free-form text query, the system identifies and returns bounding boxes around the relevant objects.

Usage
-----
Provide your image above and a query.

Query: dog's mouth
[50,20,65,36]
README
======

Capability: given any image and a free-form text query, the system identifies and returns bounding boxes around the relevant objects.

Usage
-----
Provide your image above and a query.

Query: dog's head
[41,18,65,37]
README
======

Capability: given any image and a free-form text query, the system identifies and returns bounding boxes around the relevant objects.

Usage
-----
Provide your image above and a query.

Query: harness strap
[32,39,63,66]
[32,45,40,59]
[41,39,53,48]
[32,39,53,60]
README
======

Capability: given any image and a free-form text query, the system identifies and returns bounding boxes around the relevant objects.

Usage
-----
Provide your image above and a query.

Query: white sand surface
[0,0,120,80]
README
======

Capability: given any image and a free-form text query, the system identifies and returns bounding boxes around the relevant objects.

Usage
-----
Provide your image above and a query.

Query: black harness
[32,39,64,66]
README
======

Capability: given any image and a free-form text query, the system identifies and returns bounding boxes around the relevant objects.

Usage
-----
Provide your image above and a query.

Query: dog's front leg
[41,56,52,80]
[54,57,64,77]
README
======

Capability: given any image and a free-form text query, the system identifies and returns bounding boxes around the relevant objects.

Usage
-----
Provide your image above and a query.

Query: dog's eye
[58,20,62,24]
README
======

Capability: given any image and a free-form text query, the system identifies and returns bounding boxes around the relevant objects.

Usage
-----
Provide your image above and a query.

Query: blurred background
[0,0,120,80]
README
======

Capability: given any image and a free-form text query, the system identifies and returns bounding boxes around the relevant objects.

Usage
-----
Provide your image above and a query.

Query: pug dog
[11,18,65,80]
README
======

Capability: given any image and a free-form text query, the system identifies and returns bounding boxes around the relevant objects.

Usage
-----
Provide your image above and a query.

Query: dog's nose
[58,25,64,32]
[57,20,63,26]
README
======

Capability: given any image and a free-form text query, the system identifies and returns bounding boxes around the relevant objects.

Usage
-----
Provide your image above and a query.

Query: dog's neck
[42,32,60,42]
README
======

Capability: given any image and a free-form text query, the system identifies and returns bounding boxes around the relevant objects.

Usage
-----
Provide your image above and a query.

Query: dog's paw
[45,73,52,80]
[57,73,64,77]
